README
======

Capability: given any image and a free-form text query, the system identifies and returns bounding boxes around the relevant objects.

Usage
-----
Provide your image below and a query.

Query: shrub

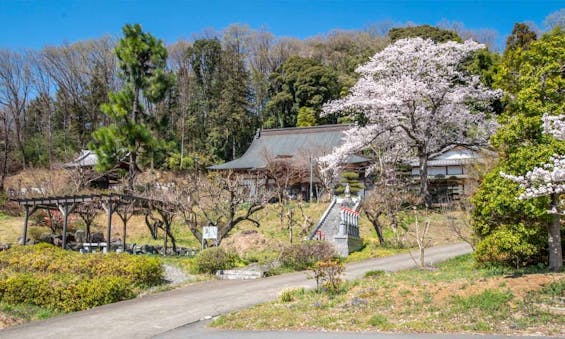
[310,259,344,294]
[65,276,134,312]
[0,244,163,312]
[474,226,540,268]
[195,247,239,274]
[0,244,163,287]
[280,241,337,271]
[0,273,134,312]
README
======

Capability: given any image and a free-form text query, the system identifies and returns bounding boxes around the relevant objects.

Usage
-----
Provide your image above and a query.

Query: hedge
[0,244,163,311]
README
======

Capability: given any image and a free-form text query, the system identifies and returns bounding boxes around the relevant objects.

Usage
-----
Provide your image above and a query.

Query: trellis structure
[11,193,176,252]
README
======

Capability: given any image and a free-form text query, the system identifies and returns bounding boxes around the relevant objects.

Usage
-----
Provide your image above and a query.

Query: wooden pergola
[11,193,176,252]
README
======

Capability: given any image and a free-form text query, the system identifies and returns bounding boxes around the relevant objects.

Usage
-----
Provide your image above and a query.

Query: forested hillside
[0,23,501,188]
[0,26,378,176]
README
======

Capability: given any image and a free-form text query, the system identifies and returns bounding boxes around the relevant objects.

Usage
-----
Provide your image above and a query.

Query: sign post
[202,223,218,249]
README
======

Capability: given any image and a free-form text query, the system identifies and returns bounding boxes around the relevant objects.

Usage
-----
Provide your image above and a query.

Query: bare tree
[263,154,308,229]
[0,49,31,169]
[39,37,117,149]
[409,207,432,268]
[76,200,102,242]
[0,108,11,191]
[363,168,415,246]
[192,172,269,246]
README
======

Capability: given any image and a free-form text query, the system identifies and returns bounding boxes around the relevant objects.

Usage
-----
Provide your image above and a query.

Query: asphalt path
[0,243,486,339]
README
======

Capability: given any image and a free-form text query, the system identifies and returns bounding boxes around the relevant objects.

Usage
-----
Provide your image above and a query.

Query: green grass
[451,289,513,313]
[210,254,565,335]
[0,302,61,322]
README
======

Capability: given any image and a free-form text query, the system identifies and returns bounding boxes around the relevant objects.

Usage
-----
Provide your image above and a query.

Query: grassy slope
[0,202,469,254]
[211,255,565,336]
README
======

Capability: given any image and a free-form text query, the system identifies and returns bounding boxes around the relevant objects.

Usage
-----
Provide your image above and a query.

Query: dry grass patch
[0,214,22,245]
[211,255,565,336]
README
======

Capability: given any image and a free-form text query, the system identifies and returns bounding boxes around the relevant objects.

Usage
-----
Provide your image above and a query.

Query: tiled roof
[209,125,368,170]
[63,150,98,168]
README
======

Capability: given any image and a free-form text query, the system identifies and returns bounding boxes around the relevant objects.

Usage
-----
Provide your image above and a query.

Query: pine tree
[90,24,174,189]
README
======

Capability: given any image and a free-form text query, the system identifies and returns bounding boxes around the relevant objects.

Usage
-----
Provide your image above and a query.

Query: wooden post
[62,207,68,249]
[22,206,30,245]
[58,204,76,250]
[103,200,113,254]
[122,218,127,252]
[21,206,38,245]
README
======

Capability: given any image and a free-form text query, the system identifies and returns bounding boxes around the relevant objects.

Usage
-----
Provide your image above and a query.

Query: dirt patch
[0,312,21,330]
[221,230,277,256]
[431,273,563,304]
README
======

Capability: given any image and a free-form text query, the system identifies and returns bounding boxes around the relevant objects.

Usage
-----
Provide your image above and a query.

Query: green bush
[0,244,163,287]
[0,273,134,312]
[195,247,239,274]
[280,241,337,271]
[0,244,163,312]
[66,276,134,312]
[474,226,541,268]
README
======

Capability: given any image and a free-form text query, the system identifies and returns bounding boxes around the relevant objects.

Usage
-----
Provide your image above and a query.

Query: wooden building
[409,145,494,202]
[209,125,369,199]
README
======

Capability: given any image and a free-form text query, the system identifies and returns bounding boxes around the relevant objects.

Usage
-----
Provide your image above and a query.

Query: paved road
[0,243,472,339]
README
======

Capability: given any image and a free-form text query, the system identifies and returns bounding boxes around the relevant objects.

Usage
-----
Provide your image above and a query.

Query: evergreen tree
[472,28,565,268]
[265,56,340,128]
[90,24,174,189]
[388,25,462,43]
[207,45,256,161]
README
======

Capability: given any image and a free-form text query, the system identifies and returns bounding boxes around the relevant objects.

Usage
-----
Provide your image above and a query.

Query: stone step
[216,269,264,280]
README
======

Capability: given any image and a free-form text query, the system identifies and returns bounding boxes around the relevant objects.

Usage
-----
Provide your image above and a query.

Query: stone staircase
[310,195,363,256]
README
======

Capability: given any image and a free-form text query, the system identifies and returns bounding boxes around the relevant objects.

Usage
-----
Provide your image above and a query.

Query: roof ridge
[261,124,353,135]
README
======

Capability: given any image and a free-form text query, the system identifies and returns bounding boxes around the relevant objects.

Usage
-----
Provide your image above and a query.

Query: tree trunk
[548,194,563,272]
[13,116,27,169]
[0,115,8,192]
[128,152,136,190]
[420,246,425,268]
[365,210,385,246]
[418,151,431,208]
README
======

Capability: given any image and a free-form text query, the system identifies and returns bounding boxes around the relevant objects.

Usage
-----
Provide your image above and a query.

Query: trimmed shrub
[280,241,337,271]
[0,244,163,312]
[195,247,239,274]
[0,244,163,287]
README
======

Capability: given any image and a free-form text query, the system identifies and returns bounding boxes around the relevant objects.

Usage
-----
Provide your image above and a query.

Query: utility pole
[309,156,313,202]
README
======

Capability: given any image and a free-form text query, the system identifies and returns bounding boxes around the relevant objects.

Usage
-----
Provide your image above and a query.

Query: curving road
[0,243,472,339]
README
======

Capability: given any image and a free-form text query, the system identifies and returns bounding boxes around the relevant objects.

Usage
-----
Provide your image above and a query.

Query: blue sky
[0,1,562,50]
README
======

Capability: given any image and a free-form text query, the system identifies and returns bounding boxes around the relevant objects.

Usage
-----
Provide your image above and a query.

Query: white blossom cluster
[502,114,565,201]
[318,38,500,174]
[543,114,565,140]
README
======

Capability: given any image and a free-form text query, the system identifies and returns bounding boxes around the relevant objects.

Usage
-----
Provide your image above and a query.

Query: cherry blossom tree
[502,114,564,271]
[320,38,499,206]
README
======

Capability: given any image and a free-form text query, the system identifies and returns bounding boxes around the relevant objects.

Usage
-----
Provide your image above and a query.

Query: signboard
[202,226,218,240]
